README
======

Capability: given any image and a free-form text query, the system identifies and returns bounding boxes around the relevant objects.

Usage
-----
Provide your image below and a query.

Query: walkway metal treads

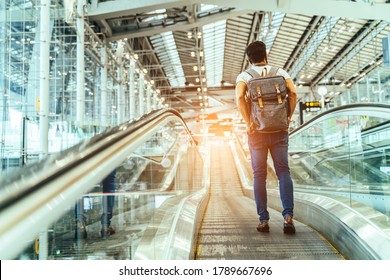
[195,141,343,260]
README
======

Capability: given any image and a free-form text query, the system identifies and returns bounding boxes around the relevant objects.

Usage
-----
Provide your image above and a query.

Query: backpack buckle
[275,84,280,93]
[275,84,282,104]
[256,86,262,97]
[256,87,264,108]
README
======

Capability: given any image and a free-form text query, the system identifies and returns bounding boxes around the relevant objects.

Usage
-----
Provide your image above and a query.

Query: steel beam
[88,0,390,21]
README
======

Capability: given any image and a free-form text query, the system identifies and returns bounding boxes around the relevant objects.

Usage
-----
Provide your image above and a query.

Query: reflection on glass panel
[234,106,390,217]
[13,120,203,260]
[1,1,162,175]
[289,111,390,215]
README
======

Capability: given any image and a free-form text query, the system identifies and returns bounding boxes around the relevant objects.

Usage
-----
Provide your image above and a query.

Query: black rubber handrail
[290,103,390,136]
[0,108,194,211]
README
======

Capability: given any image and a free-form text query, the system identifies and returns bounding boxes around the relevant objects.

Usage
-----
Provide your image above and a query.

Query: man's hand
[247,122,255,134]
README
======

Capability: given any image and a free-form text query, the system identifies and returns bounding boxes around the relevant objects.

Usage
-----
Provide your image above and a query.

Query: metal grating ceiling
[88,1,390,114]
[269,14,315,71]
[149,32,186,88]
[223,13,254,85]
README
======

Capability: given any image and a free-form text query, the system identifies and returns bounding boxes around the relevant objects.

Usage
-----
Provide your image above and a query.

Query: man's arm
[286,78,297,122]
[235,81,253,132]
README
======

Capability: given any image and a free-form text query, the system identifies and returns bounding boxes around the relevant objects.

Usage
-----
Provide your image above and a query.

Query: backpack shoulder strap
[245,69,261,79]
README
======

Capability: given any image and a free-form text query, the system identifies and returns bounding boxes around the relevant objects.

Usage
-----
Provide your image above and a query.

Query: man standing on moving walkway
[100,169,116,238]
[235,41,297,234]
[75,169,116,240]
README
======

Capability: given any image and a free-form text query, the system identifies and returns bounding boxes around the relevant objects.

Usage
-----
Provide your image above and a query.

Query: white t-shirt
[236,65,291,85]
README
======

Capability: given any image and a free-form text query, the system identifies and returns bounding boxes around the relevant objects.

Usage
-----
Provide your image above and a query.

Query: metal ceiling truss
[86,0,390,111]
[314,20,390,86]
[288,16,339,80]
[283,16,323,71]
[239,12,263,73]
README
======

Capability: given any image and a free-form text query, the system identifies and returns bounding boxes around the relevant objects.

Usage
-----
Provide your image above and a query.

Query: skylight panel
[259,12,285,52]
[150,32,185,88]
[203,20,226,86]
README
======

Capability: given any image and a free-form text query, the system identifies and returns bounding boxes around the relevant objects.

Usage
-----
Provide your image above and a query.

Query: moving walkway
[0,104,389,260]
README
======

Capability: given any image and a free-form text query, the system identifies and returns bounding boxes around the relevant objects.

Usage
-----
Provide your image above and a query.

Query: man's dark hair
[246,41,267,64]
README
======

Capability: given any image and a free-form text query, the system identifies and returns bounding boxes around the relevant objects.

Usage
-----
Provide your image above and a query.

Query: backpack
[246,66,290,132]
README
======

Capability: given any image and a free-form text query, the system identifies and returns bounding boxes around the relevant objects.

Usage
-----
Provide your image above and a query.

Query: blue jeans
[75,169,116,226]
[101,169,116,226]
[248,131,294,222]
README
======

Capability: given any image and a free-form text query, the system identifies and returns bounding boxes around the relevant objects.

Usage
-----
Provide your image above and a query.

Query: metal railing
[0,109,209,260]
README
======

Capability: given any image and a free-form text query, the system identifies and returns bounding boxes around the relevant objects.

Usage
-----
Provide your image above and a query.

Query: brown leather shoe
[283,216,296,234]
[256,221,270,232]
[101,226,115,238]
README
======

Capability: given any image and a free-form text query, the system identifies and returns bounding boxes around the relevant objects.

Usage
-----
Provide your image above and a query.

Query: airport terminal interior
[0,0,390,260]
